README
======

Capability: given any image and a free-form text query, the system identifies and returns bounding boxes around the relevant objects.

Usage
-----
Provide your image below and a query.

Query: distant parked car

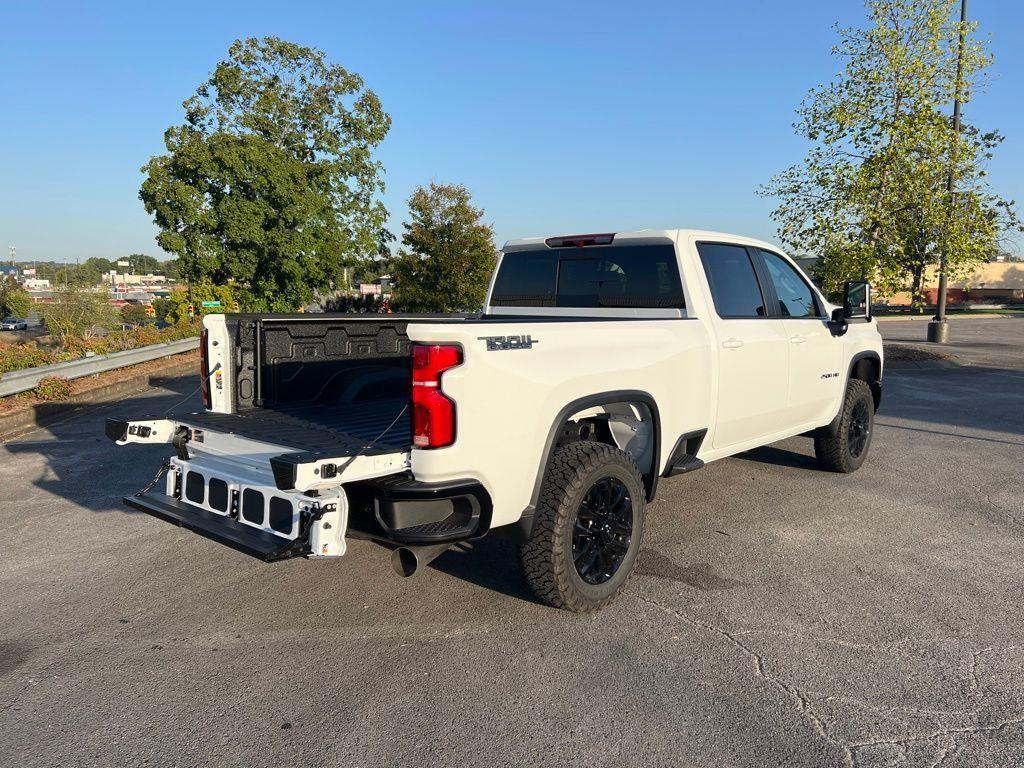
[1,317,28,331]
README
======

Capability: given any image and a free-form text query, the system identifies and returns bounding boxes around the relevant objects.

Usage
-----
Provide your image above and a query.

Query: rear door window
[489,244,685,309]
[696,243,767,318]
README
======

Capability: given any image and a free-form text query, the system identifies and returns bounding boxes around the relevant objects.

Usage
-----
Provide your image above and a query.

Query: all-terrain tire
[518,441,646,612]
[814,379,875,473]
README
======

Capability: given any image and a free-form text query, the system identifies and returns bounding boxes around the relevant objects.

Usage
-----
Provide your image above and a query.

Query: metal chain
[135,458,172,498]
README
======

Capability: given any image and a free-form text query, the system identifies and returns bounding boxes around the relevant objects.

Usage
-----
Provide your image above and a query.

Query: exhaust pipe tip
[391,543,451,578]
[392,547,419,578]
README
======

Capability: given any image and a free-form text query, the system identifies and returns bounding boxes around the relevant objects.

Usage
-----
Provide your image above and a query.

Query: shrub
[0,343,58,374]
[322,293,389,313]
[38,289,119,345]
[0,276,32,318]
[33,376,72,401]
[132,324,164,347]
[0,319,201,378]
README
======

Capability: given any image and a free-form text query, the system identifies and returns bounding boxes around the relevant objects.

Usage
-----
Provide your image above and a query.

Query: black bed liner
[180,397,410,455]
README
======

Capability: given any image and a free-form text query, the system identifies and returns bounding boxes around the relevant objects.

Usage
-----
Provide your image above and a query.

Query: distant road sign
[201,301,222,308]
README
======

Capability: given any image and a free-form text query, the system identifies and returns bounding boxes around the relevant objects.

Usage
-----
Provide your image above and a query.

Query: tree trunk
[910,263,924,313]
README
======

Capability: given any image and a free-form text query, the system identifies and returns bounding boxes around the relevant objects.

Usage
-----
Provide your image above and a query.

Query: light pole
[928,0,968,343]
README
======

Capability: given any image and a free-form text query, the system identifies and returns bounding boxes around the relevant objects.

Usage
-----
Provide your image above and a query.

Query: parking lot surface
[1,317,1022,767]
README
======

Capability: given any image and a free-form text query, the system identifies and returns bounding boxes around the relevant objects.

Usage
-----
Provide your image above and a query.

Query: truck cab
[109,229,882,612]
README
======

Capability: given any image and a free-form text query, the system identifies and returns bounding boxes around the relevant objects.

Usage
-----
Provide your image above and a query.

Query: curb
[885,358,965,371]
[0,354,198,442]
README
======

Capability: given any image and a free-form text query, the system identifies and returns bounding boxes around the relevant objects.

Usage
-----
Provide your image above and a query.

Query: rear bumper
[124,493,305,562]
[352,475,492,545]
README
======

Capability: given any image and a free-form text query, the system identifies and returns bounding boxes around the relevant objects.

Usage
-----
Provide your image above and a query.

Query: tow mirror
[829,280,871,337]
[843,280,871,319]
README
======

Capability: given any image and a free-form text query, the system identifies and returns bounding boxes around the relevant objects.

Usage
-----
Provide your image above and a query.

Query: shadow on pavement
[2,373,199,514]
[426,536,541,605]
[735,444,821,470]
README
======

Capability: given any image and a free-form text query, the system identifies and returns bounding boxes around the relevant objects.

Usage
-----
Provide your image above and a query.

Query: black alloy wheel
[572,477,634,585]
[847,399,871,458]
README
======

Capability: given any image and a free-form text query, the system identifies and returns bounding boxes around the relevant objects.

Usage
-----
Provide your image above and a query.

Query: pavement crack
[825,693,977,721]
[642,595,1024,767]
[967,648,987,694]
[640,593,853,766]
[730,628,908,654]
[849,717,1024,762]
[983,492,1023,526]
[927,736,958,768]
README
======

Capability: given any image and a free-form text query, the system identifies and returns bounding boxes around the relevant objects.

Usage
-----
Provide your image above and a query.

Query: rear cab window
[489,244,686,310]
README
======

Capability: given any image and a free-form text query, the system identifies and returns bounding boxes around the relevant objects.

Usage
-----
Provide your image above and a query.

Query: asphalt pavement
[1,317,1022,767]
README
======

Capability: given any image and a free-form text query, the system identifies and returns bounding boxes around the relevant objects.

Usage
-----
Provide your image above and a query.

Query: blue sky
[1,0,1022,263]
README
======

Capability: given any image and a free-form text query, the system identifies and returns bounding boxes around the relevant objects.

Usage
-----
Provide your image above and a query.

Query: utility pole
[928,0,968,344]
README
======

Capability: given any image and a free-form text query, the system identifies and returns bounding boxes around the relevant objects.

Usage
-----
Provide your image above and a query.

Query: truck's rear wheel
[814,379,875,473]
[519,442,645,612]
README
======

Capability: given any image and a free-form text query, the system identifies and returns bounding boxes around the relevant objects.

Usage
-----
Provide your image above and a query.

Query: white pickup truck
[108,229,882,612]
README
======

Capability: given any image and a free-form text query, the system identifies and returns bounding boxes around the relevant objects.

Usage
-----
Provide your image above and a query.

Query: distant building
[107,270,169,288]
[0,265,19,280]
[357,275,393,296]
[881,262,1024,305]
[121,291,156,303]
[23,277,51,290]
[990,251,1023,263]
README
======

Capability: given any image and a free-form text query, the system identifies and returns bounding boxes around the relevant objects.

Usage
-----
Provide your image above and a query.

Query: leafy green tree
[160,258,181,280]
[761,0,1020,300]
[151,296,175,324]
[0,276,32,317]
[392,183,496,312]
[160,282,239,324]
[348,228,397,285]
[120,303,151,326]
[140,37,391,311]
[64,263,103,288]
[125,254,161,274]
[84,257,114,273]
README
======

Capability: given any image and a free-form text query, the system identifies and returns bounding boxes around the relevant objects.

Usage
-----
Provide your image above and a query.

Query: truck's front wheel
[519,442,646,612]
[814,378,875,473]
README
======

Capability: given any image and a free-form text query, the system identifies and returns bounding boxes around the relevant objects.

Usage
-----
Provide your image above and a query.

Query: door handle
[721,339,744,350]
[790,336,807,344]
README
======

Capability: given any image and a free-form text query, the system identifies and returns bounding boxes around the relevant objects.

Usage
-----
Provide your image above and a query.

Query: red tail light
[200,327,211,409]
[411,343,462,449]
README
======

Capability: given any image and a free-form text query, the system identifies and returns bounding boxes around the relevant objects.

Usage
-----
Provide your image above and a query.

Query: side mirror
[843,280,871,319]
[828,307,848,337]
[829,280,870,336]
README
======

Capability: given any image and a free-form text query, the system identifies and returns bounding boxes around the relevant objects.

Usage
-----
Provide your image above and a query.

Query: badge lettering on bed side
[477,334,539,351]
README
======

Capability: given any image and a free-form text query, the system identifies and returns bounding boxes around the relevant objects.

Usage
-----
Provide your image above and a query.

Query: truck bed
[179,396,409,455]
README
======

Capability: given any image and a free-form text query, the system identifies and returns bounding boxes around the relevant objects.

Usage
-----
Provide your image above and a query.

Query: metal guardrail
[0,337,199,398]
